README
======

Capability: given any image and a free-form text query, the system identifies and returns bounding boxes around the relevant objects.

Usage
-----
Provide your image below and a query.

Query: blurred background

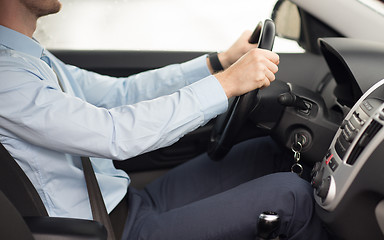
[34,0,303,52]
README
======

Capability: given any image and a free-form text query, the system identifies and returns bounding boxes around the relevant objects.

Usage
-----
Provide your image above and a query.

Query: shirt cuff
[180,55,212,85]
[188,75,228,122]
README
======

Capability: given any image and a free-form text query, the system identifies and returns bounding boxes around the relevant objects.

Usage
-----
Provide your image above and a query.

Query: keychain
[291,133,306,176]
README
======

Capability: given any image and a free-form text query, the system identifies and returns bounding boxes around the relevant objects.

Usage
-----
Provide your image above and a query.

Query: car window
[34,0,303,53]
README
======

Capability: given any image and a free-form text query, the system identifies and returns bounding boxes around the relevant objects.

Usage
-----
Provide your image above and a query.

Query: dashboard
[310,38,384,239]
[313,81,384,239]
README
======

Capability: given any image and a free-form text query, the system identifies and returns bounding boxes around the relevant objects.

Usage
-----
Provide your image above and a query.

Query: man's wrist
[208,52,224,73]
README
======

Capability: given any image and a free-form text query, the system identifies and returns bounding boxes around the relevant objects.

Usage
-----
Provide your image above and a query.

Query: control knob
[316,176,331,201]
[311,167,324,189]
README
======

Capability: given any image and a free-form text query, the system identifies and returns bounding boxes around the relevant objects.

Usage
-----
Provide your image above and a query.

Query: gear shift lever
[255,211,281,240]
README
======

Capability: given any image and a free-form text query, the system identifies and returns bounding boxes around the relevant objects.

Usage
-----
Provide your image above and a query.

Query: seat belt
[81,157,116,240]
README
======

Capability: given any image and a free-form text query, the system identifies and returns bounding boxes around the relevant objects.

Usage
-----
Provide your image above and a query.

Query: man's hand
[206,31,257,73]
[215,48,279,99]
[219,30,257,69]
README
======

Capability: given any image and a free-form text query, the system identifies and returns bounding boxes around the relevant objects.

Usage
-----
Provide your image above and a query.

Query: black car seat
[0,190,34,240]
[0,142,107,240]
[0,142,47,217]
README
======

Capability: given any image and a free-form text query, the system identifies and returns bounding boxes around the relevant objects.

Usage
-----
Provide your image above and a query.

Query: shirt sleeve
[0,56,227,160]
[58,54,212,108]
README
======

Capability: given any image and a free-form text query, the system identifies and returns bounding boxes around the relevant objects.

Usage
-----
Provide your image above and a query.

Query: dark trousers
[119,137,329,240]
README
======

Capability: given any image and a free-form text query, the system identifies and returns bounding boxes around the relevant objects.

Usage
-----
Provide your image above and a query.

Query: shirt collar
[0,25,44,58]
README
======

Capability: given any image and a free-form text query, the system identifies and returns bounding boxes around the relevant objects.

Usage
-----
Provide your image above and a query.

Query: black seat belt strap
[81,157,116,240]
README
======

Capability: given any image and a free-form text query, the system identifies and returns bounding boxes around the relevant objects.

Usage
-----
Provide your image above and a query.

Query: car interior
[2,0,384,239]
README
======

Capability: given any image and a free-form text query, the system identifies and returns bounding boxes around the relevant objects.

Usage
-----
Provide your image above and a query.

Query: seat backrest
[0,143,48,217]
[0,190,34,240]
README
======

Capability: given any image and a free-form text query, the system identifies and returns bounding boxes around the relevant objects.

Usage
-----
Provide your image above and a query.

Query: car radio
[312,79,384,239]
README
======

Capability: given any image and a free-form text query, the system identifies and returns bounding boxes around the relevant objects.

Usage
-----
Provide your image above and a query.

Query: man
[0,0,329,239]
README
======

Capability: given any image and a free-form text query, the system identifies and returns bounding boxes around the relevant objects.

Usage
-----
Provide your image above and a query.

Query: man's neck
[0,1,37,38]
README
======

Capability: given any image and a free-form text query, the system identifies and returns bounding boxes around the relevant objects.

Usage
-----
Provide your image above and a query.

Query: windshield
[34,0,303,52]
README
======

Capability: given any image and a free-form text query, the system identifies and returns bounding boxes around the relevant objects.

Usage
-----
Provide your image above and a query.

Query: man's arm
[0,57,227,160]
[56,55,212,108]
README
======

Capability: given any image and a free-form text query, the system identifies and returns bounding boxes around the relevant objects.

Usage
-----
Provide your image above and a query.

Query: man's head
[19,0,62,18]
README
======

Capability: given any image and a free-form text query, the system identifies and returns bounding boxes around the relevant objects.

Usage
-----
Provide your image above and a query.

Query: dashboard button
[328,158,338,171]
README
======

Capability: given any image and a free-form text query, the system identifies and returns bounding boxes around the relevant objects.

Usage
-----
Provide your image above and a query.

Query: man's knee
[262,172,321,239]
[266,172,314,216]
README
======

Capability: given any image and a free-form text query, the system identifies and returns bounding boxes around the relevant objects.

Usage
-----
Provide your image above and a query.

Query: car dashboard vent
[346,119,382,165]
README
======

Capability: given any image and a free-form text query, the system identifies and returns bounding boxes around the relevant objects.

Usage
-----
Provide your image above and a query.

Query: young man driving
[0,0,329,239]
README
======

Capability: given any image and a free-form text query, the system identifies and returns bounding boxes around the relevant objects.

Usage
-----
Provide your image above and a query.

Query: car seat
[0,142,107,240]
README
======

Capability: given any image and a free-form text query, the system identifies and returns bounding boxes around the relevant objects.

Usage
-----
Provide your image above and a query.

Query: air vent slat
[346,120,382,165]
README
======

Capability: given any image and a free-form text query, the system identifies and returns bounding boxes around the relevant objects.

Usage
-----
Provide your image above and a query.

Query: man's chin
[42,1,62,17]
[26,0,62,18]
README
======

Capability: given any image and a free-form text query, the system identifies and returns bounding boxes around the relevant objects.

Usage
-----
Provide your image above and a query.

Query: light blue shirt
[0,25,228,219]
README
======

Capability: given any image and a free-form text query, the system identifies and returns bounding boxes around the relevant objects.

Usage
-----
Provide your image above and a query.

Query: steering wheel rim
[207,19,276,161]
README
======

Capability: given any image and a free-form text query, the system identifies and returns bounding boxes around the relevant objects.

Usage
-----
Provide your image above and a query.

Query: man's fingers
[264,69,276,83]
[263,59,278,74]
[254,48,280,65]
[259,77,271,90]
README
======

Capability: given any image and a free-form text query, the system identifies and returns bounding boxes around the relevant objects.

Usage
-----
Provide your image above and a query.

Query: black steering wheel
[207,19,276,161]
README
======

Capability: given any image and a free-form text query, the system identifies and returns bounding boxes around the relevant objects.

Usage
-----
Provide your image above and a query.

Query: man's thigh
[130,172,327,240]
[144,136,293,212]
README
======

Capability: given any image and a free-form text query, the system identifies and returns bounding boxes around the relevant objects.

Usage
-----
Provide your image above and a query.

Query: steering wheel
[207,19,276,160]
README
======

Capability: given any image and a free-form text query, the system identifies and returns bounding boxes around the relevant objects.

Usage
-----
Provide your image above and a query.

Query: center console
[312,79,384,239]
